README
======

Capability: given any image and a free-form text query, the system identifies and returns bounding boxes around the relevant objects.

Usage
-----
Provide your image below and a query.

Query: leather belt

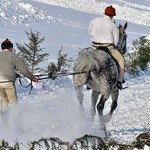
[92,42,114,48]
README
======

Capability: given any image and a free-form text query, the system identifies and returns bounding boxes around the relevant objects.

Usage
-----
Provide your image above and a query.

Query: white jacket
[88,15,119,46]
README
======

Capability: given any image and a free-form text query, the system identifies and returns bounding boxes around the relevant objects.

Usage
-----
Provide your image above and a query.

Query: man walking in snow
[88,5,125,90]
[0,39,38,120]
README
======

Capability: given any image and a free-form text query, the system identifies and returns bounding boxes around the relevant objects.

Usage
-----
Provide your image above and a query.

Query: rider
[88,5,125,90]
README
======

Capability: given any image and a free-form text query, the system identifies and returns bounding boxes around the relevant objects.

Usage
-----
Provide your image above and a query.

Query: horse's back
[74,48,118,90]
[92,49,118,74]
[90,49,113,64]
[87,49,118,90]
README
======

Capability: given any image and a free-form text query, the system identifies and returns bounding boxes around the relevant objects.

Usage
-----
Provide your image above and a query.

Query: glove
[33,76,39,83]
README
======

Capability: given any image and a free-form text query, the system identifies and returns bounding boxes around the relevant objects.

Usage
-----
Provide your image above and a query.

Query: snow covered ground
[0,0,150,149]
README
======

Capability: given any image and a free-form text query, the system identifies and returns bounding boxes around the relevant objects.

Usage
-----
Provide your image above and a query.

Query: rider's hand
[33,76,39,83]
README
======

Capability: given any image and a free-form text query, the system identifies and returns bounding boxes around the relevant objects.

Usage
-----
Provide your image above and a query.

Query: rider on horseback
[88,5,124,90]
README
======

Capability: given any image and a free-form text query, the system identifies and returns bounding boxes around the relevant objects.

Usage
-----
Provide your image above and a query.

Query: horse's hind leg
[97,93,110,130]
[75,86,84,109]
[73,73,88,109]
[90,90,99,120]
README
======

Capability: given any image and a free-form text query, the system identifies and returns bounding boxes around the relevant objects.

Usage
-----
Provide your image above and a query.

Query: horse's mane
[74,50,99,72]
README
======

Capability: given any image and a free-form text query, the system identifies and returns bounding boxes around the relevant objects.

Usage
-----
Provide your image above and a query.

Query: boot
[122,78,125,84]
[116,81,122,90]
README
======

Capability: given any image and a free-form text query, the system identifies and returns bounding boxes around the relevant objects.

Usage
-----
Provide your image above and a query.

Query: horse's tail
[74,50,99,73]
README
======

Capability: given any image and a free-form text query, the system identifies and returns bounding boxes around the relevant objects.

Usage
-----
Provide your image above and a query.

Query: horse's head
[117,22,128,55]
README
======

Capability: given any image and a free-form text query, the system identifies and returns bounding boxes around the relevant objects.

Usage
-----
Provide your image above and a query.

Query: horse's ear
[124,22,128,30]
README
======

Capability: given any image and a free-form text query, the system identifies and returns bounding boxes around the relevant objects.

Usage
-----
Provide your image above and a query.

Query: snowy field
[0,0,150,149]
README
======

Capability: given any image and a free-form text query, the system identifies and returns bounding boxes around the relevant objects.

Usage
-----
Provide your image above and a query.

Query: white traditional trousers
[0,82,17,112]
[108,45,125,82]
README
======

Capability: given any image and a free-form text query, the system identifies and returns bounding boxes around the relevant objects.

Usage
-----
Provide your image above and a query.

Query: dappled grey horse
[73,22,128,130]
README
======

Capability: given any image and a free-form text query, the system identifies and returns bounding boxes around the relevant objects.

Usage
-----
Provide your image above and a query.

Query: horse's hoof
[103,130,111,139]
[88,115,94,122]
[99,121,106,131]
[103,114,112,123]
[99,125,106,131]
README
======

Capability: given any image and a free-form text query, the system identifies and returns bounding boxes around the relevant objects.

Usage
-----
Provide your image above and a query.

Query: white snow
[0,0,150,149]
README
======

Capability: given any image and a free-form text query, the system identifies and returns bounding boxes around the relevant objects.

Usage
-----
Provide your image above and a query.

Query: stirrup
[122,79,125,84]
[87,86,91,90]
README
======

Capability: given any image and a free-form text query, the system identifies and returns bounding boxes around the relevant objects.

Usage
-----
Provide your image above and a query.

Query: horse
[73,22,128,131]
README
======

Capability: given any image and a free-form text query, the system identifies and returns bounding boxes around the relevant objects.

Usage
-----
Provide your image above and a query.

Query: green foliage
[133,132,150,149]
[0,132,150,149]
[105,139,134,150]
[16,29,49,74]
[46,47,72,75]
[126,36,150,76]
[0,139,19,150]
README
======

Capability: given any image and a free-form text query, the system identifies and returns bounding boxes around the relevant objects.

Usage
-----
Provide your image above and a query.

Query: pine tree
[16,30,49,74]
[126,36,150,76]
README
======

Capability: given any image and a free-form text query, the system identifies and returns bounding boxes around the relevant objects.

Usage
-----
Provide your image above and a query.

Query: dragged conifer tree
[46,47,72,76]
[16,30,49,74]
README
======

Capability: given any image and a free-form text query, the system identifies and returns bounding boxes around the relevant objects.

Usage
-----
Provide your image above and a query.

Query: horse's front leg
[110,100,118,115]
[110,89,119,115]
[90,90,99,120]
[103,88,119,123]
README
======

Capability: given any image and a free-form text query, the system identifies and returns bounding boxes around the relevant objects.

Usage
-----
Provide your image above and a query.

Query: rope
[37,64,115,80]
[0,63,116,95]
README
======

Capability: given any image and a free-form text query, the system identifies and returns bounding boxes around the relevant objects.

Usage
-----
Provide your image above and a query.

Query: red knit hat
[1,38,13,49]
[104,5,116,16]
